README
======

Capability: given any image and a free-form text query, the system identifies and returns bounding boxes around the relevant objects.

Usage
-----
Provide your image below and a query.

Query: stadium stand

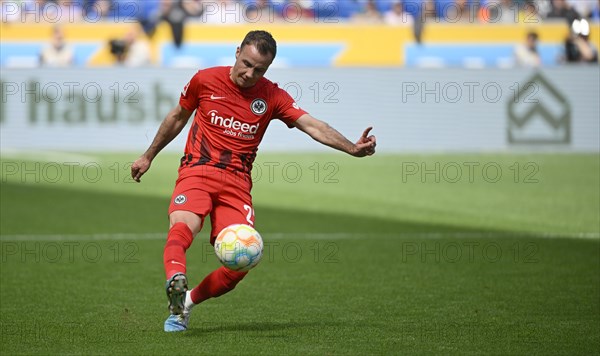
[1,0,598,67]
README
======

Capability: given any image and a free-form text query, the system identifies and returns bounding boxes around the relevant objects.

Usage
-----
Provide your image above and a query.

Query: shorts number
[243,204,254,225]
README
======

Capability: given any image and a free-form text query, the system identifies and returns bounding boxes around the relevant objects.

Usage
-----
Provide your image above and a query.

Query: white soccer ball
[214,224,264,272]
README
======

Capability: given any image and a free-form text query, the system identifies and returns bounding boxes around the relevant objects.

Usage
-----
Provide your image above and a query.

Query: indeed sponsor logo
[209,110,259,134]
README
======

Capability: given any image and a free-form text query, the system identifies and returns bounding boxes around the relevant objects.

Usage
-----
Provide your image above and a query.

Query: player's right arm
[131,104,194,182]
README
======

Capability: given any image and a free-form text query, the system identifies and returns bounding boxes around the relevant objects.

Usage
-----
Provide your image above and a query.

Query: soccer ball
[214,224,264,272]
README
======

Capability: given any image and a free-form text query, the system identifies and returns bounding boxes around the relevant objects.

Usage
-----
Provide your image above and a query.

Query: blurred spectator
[384,0,414,26]
[564,18,598,63]
[566,0,594,19]
[479,0,519,24]
[530,0,552,19]
[514,31,541,67]
[160,0,184,48]
[421,0,437,22]
[547,0,579,23]
[124,24,151,66]
[110,23,151,66]
[40,25,74,66]
[445,0,476,23]
[351,0,383,24]
[160,0,203,48]
[83,0,112,20]
[180,0,203,16]
[519,0,541,23]
[199,0,243,24]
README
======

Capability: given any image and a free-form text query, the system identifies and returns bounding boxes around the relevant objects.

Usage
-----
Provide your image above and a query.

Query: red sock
[163,222,194,279]
[190,266,248,304]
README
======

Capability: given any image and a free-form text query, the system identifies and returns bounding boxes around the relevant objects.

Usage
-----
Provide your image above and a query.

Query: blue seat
[333,0,363,19]
[313,0,344,19]
[376,0,423,17]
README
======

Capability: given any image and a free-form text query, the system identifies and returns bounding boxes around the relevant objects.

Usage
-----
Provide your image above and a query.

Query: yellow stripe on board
[2,22,598,66]
[421,23,573,42]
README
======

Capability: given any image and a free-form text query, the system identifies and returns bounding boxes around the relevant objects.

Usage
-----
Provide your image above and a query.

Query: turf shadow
[1,182,514,236]
[184,320,344,337]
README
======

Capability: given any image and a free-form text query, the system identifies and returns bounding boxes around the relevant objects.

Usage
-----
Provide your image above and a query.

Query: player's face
[230,44,273,88]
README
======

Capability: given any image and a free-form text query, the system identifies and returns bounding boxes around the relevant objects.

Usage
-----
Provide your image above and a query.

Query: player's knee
[169,211,202,235]
[166,222,194,249]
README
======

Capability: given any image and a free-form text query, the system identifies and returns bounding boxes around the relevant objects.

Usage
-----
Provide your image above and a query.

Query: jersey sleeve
[179,71,202,112]
[272,85,308,128]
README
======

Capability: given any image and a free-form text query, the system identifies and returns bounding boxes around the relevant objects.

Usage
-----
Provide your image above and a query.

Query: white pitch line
[0,149,100,164]
[0,232,598,242]
[0,233,165,241]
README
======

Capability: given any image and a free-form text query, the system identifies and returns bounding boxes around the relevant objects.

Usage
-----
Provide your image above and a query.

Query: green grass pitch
[1,152,598,355]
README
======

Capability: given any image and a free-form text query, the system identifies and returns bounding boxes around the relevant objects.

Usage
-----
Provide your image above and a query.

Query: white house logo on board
[507,73,571,145]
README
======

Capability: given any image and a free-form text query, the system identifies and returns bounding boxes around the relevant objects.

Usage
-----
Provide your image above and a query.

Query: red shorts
[168,166,254,244]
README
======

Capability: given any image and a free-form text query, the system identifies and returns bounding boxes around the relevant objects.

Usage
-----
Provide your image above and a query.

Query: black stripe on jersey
[214,149,232,169]
[190,122,199,146]
[193,136,211,166]
[239,148,258,174]
[180,154,190,167]
[239,153,248,172]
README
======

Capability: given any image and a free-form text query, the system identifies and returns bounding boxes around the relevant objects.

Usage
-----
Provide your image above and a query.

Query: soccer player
[131,30,376,332]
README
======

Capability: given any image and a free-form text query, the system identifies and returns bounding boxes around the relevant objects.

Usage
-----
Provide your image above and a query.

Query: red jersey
[178,66,307,176]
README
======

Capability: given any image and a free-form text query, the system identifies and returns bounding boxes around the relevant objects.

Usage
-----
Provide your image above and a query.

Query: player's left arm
[293,114,376,157]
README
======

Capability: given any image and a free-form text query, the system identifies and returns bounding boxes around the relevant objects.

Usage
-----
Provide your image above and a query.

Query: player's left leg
[166,267,246,333]
[188,266,248,305]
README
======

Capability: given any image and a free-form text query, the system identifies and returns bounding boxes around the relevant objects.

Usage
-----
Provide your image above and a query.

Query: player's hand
[131,155,152,183]
[352,127,377,157]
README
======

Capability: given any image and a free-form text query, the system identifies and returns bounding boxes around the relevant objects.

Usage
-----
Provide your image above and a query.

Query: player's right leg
[164,176,215,332]
[164,211,205,332]
[164,210,202,316]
